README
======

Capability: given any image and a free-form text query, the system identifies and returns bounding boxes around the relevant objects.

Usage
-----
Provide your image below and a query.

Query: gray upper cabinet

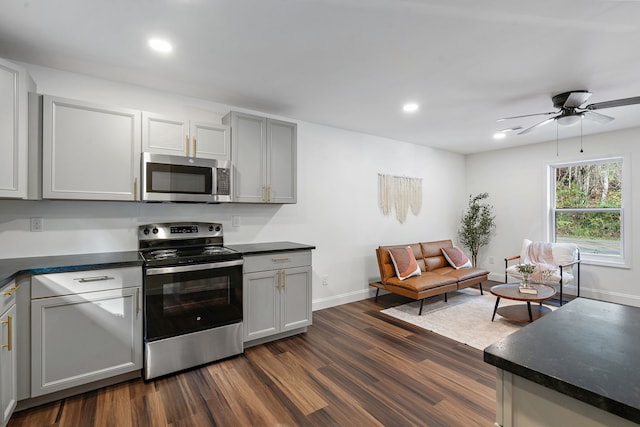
[224,111,297,203]
[142,112,230,160]
[42,96,141,201]
[0,58,35,199]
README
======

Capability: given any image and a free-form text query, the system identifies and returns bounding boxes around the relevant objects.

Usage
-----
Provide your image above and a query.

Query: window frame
[547,155,630,268]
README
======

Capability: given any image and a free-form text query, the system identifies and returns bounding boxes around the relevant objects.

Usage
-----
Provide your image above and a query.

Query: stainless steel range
[139,222,243,380]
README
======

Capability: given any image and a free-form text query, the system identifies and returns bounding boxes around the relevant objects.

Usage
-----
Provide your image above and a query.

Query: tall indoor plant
[458,192,496,267]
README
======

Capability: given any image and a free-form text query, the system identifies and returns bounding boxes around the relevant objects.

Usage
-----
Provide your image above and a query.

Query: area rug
[381,288,556,350]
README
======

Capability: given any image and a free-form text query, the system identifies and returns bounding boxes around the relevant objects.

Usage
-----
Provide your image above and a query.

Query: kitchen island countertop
[484,297,640,424]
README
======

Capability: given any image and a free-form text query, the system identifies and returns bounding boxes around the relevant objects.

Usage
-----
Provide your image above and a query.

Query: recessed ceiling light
[493,132,506,140]
[403,103,419,113]
[148,38,173,53]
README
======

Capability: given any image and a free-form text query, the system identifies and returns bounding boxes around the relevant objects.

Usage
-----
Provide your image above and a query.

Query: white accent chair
[505,239,581,305]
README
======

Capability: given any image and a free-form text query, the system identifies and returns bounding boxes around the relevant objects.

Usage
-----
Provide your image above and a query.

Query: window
[549,156,628,267]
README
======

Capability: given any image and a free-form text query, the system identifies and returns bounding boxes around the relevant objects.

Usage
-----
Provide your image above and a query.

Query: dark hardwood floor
[10,289,499,426]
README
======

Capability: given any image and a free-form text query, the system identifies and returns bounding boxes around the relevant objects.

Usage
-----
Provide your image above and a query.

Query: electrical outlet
[322,275,329,286]
[30,217,43,232]
[489,256,495,264]
[232,216,240,227]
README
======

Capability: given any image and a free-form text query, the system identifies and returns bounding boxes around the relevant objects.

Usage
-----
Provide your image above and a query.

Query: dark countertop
[0,251,143,287]
[484,298,640,424]
[0,241,315,287]
[227,241,315,255]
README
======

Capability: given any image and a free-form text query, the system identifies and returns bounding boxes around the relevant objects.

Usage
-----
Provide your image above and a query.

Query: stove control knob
[152,227,159,234]
[215,225,221,232]
[143,228,150,235]
[208,225,214,232]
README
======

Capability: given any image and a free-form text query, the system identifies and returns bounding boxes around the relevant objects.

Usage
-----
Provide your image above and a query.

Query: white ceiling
[2,0,640,154]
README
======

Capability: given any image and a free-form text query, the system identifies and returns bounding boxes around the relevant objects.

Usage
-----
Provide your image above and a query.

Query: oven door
[144,259,243,342]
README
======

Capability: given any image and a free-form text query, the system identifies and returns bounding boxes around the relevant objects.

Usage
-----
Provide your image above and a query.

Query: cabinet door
[0,304,17,426]
[267,119,297,204]
[243,271,279,341]
[281,266,312,332]
[142,112,189,157]
[42,96,141,201]
[0,58,31,199]
[229,112,267,202]
[191,121,230,160]
[31,287,142,397]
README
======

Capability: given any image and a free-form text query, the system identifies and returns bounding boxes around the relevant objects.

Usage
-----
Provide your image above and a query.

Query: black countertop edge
[226,241,315,255]
[483,352,640,424]
[0,251,143,288]
[483,298,640,425]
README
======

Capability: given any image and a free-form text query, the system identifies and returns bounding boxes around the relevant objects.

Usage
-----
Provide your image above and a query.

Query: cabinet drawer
[32,266,142,299]
[243,251,311,273]
[0,280,18,315]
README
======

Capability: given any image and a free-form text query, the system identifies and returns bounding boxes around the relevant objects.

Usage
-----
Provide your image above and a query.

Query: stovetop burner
[146,249,179,261]
[138,222,242,266]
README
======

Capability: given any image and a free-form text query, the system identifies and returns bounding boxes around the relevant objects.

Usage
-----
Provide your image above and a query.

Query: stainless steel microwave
[140,153,232,203]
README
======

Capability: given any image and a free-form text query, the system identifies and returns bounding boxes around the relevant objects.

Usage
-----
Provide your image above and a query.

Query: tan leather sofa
[371,239,489,314]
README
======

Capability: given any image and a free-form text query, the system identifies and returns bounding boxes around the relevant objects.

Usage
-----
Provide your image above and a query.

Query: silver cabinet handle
[75,275,114,283]
[136,288,141,315]
[146,259,244,275]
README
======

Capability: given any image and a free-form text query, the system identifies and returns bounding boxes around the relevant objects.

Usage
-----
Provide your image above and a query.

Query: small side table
[490,283,557,323]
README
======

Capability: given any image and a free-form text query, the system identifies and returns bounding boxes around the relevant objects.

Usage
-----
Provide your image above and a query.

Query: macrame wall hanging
[378,174,422,223]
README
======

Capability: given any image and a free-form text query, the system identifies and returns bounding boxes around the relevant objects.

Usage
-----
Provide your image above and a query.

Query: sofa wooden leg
[479,282,484,295]
[444,292,448,302]
[375,288,379,301]
[419,299,425,315]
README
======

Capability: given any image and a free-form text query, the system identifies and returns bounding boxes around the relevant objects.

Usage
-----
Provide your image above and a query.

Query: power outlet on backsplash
[30,217,43,232]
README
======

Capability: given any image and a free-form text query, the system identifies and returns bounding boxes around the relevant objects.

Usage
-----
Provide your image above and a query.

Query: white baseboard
[312,288,376,311]
[488,272,504,282]
[488,272,640,307]
[573,286,640,307]
[312,279,640,312]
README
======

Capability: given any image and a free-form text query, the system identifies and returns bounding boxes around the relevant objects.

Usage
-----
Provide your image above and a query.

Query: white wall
[466,127,640,306]
[0,63,468,310]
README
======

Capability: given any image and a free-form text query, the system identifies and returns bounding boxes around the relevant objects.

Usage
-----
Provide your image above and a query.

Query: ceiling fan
[497,90,640,135]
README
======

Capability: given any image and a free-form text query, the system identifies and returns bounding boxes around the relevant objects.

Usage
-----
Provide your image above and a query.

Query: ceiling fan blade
[497,111,557,122]
[582,110,615,124]
[517,117,556,135]
[564,91,592,108]
[585,96,640,110]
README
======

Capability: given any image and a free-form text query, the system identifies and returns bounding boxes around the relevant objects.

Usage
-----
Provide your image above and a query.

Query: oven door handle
[145,259,244,275]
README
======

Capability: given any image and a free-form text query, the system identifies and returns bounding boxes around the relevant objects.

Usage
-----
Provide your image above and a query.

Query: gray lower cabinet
[30,267,142,397]
[243,251,312,344]
[0,281,18,427]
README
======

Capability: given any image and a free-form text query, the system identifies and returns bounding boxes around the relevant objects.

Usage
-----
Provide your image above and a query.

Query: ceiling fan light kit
[496,90,640,135]
[556,114,582,127]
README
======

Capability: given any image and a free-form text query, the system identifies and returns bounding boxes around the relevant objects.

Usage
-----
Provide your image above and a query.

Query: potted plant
[458,192,496,267]
[516,263,535,287]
